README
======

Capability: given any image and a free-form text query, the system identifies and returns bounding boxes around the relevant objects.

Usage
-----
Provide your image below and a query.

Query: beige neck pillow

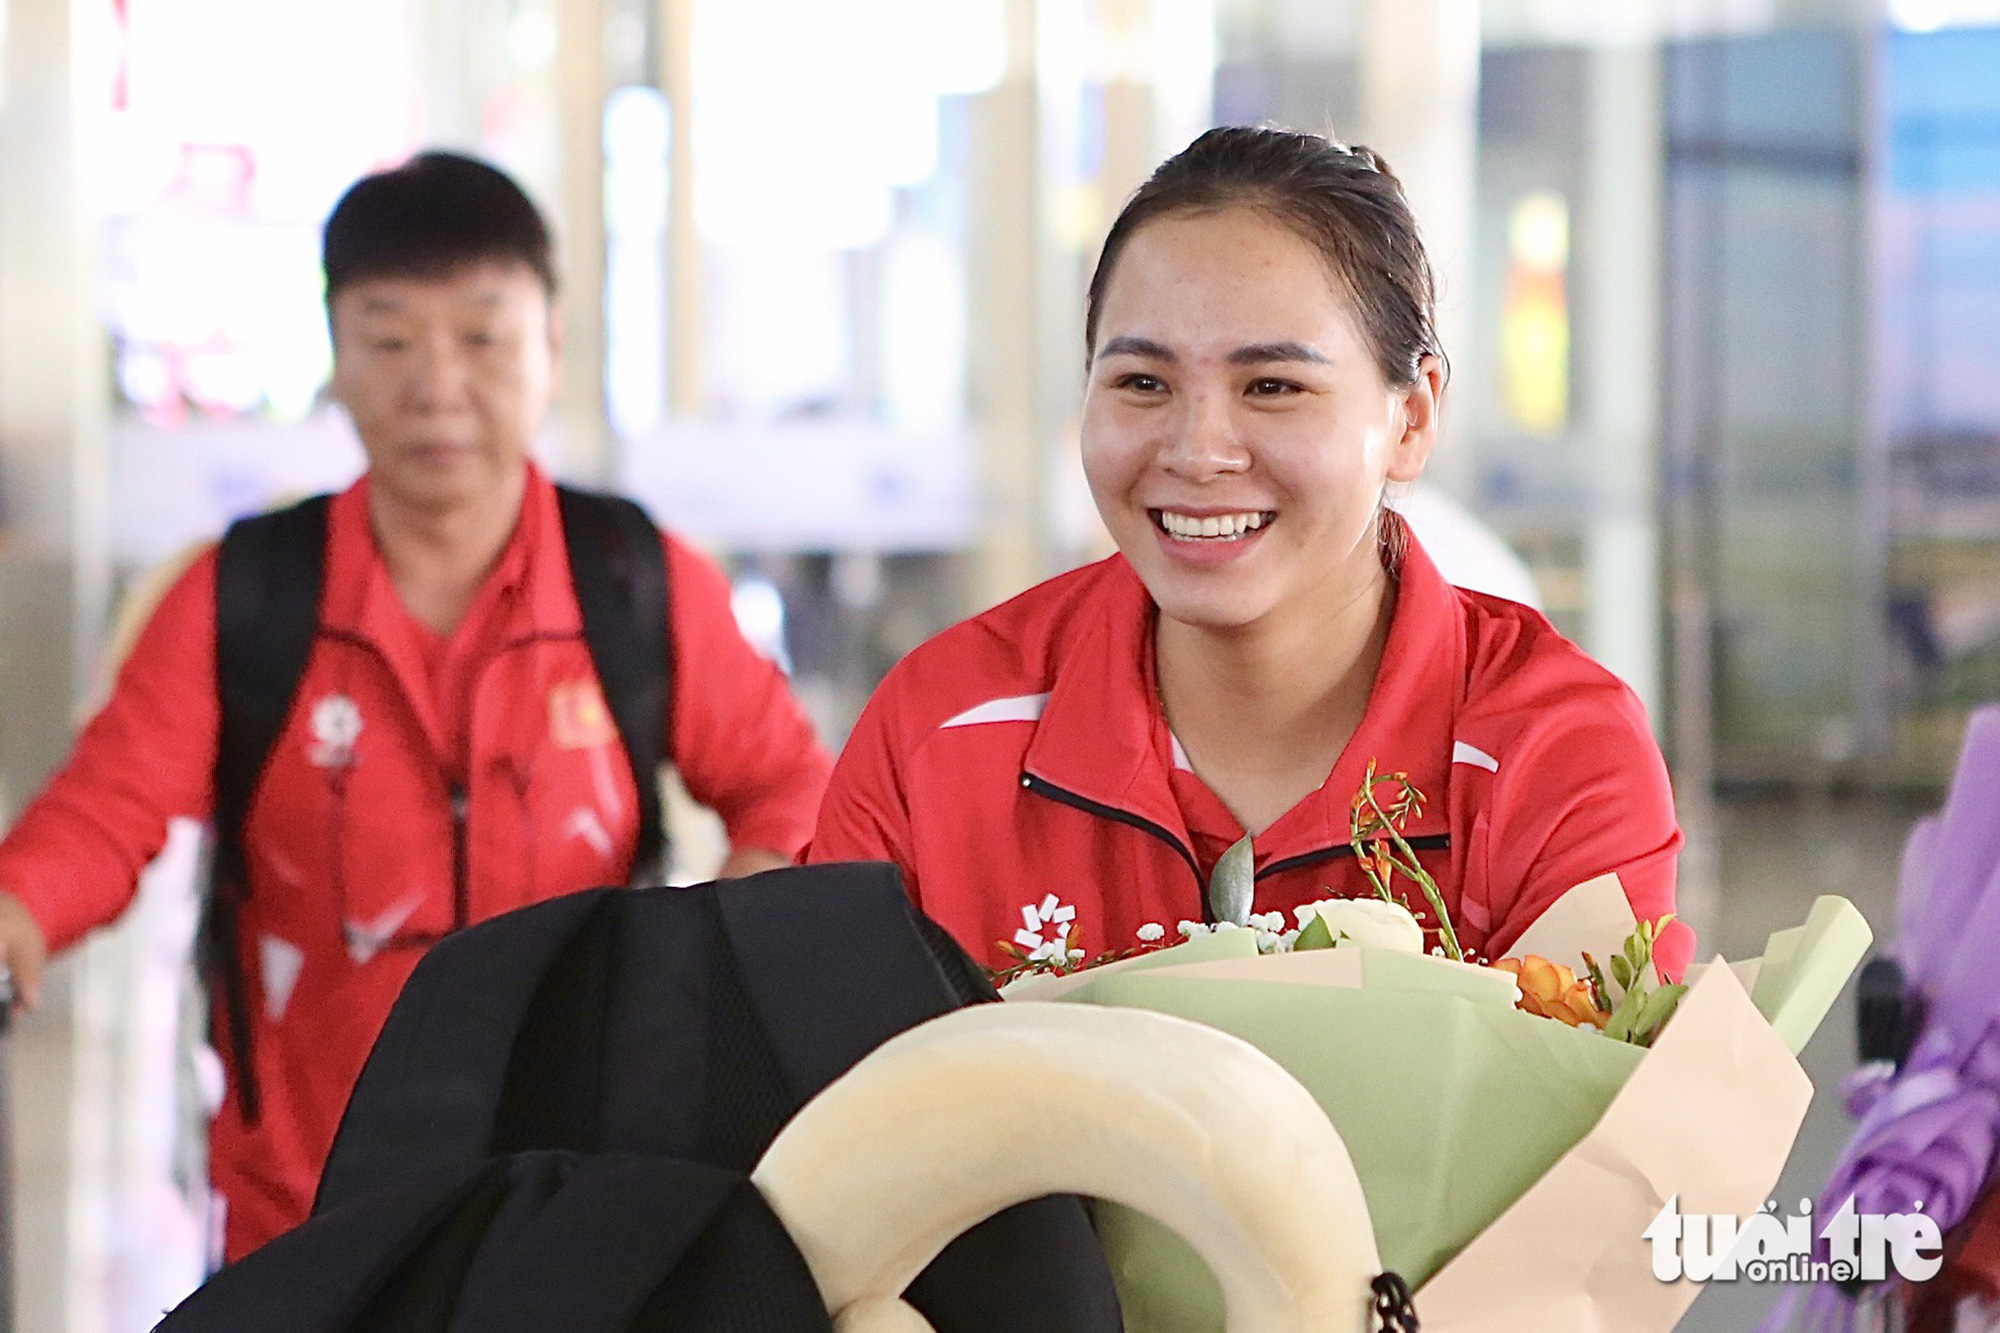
[753,1002,1384,1332]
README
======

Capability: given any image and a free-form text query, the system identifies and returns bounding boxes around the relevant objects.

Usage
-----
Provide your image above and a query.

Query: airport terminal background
[0,0,1997,1326]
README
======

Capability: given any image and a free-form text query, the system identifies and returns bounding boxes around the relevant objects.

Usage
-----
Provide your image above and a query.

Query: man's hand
[716,847,794,880]
[0,892,48,1012]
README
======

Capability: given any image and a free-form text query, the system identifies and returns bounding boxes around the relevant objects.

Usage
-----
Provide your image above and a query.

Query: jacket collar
[1021,557,1184,837]
[1023,535,1465,871]
[317,463,580,761]
[320,461,581,646]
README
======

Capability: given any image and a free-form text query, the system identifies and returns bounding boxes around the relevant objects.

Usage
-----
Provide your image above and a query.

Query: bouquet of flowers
[998,769,1872,1331]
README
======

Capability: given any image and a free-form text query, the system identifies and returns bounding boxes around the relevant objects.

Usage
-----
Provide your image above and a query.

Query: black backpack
[157,1151,836,1332]
[161,862,1123,1331]
[206,486,671,1124]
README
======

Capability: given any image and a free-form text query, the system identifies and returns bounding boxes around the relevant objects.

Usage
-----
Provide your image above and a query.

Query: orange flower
[1491,955,1609,1029]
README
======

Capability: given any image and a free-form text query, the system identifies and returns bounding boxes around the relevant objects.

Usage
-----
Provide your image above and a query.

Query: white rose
[1297,897,1425,954]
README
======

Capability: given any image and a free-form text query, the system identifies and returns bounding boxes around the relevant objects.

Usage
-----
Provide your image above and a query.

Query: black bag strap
[211,494,332,1123]
[556,485,671,887]
[315,888,616,1214]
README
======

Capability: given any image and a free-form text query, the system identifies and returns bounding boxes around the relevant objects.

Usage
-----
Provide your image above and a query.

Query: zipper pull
[449,783,470,930]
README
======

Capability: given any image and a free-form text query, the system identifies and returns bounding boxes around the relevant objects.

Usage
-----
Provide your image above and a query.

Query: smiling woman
[811,126,1691,985]
[1081,201,1440,833]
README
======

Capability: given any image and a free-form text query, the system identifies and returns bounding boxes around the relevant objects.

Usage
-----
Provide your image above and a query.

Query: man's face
[329,261,558,513]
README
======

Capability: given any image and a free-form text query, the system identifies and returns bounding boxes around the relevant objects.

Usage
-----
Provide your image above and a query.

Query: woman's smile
[1151,508,1275,540]
[1149,507,1279,567]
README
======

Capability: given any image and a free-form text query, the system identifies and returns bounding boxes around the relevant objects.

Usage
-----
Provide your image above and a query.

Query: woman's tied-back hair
[322,151,557,304]
[1085,125,1443,389]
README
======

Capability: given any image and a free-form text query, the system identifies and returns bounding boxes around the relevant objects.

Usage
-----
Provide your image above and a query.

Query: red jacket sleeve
[1480,696,1692,980]
[0,549,221,952]
[804,675,921,899]
[662,534,832,860]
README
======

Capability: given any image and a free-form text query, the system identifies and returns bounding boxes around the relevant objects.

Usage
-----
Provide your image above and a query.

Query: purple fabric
[1914,710,2000,966]
[1932,855,2000,1054]
[1823,1026,2000,1236]
[1769,706,2000,1331]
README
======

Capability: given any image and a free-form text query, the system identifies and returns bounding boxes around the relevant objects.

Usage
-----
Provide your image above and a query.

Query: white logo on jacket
[344,894,425,965]
[260,934,305,1021]
[308,694,362,768]
[1014,894,1080,964]
[564,807,614,861]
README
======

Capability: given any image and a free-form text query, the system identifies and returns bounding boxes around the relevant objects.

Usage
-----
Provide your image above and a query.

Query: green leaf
[1631,982,1688,1047]
[1581,952,1611,1013]
[1610,954,1633,993]
[1207,835,1255,927]
[1604,981,1649,1043]
[1293,914,1335,952]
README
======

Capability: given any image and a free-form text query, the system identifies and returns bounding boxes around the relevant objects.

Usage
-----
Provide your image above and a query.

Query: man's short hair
[322,151,557,304]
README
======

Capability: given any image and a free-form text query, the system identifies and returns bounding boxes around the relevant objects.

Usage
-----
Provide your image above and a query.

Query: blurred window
[99,0,418,427]
[1877,25,2000,774]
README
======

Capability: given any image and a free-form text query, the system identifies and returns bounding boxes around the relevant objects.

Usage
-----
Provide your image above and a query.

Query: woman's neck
[1156,558,1396,837]
[369,469,527,636]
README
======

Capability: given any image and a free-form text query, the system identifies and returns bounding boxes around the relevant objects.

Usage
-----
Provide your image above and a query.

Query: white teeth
[1158,510,1269,540]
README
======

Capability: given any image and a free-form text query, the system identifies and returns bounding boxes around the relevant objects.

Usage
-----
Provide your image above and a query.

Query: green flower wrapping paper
[1001,890,1873,1331]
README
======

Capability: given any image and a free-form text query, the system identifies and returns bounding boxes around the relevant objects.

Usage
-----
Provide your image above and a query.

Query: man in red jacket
[0,152,832,1259]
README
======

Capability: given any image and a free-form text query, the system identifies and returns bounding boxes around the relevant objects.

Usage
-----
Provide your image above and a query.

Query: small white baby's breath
[1136,922,1166,943]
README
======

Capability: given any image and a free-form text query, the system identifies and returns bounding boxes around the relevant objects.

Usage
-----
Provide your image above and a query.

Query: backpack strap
[210,494,332,1124]
[556,486,672,887]
[315,889,617,1215]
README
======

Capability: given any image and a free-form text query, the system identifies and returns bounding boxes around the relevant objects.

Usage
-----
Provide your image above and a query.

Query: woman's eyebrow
[1097,335,1176,361]
[1228,341,1331,366]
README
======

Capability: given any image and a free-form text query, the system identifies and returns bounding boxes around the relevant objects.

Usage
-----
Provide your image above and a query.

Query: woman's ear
[1386,354,1445,484]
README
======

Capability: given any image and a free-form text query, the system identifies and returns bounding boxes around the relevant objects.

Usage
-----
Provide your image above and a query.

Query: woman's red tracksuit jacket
[811,533,1692,978]
[0,465,832,1259]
